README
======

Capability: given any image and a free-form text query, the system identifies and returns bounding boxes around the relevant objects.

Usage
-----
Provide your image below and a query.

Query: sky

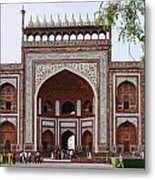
[0,1,143,63]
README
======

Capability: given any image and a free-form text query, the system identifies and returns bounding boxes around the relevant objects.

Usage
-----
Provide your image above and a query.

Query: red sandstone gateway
[0,2,145,169]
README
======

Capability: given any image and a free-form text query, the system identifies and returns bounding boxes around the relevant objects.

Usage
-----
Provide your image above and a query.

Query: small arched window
[62,101,75,114]
[49,34,55,41]
[28,35,34,42]
[84,33,91,40]
[99,32,105,40]
[55,34,62,41]
[116,81,137,113]
[82,100,92,114]
[42,34,48,41]
[42,100,53,113]
[35,35,41,41]
[63,34,69,41]
[92,33,98,40]
[70,33,76,40]
[0,83,17,112]
[77,33,84,40]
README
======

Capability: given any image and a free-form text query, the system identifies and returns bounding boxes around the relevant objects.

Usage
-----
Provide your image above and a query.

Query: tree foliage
[95,0,145,62]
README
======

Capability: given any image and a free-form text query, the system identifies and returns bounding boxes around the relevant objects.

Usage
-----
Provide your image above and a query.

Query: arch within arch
[34,68,98,152]
[117,121,136,152]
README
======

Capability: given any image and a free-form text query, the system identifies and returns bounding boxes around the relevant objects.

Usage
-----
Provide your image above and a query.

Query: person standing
[28,152,32,163]
[7,152,12,166]
[19,151,23,163]
[118,153,124,168]
[0,152,3,165]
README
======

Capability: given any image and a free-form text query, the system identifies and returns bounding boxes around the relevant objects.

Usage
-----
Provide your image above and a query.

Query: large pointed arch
[34,67,98,152]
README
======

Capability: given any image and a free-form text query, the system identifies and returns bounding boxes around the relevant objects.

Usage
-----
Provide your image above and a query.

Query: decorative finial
[71,13,76,26]
[78,13,83,25]
[28,15,34,27]
[22,5,24,11]
[35,15,40,27]
[21,5,25,13]
[42,15,47,27]
[64,14,69,26]
[57,14,61,26]
[50,14,55,26]
[85,13,91,25]
[93,13,97,25]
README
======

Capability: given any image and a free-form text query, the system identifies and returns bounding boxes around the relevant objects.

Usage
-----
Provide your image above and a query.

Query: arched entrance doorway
[0,121,16,152]
[42,130,54,157]
[81,130,93,151]
[36,69,97,152]
[61,130,74,150]
[117,121,136,152]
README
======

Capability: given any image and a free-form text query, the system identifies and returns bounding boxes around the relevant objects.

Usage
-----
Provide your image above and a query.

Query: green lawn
[110,157,145,169]
[123,159,145,169]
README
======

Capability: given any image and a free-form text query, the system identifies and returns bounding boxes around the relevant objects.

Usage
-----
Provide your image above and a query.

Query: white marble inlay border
[116,76,137,87]
[61,122,76,128]
[42,127,54,133]
[82,121,93,127]
[0,78,17,88]
[116,117,138,128]
[0,117,17,127]
[99,55,107,144]
[42,121,55,126]
[61,128,76,135]
[82,128,93,135]
[35,62,97,90]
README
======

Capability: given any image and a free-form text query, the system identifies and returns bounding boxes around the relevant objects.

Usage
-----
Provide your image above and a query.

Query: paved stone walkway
[1,162,113,169]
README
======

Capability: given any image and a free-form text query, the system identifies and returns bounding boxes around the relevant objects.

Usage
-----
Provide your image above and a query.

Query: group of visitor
[0,151,42,165]
[50,147,74,160]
